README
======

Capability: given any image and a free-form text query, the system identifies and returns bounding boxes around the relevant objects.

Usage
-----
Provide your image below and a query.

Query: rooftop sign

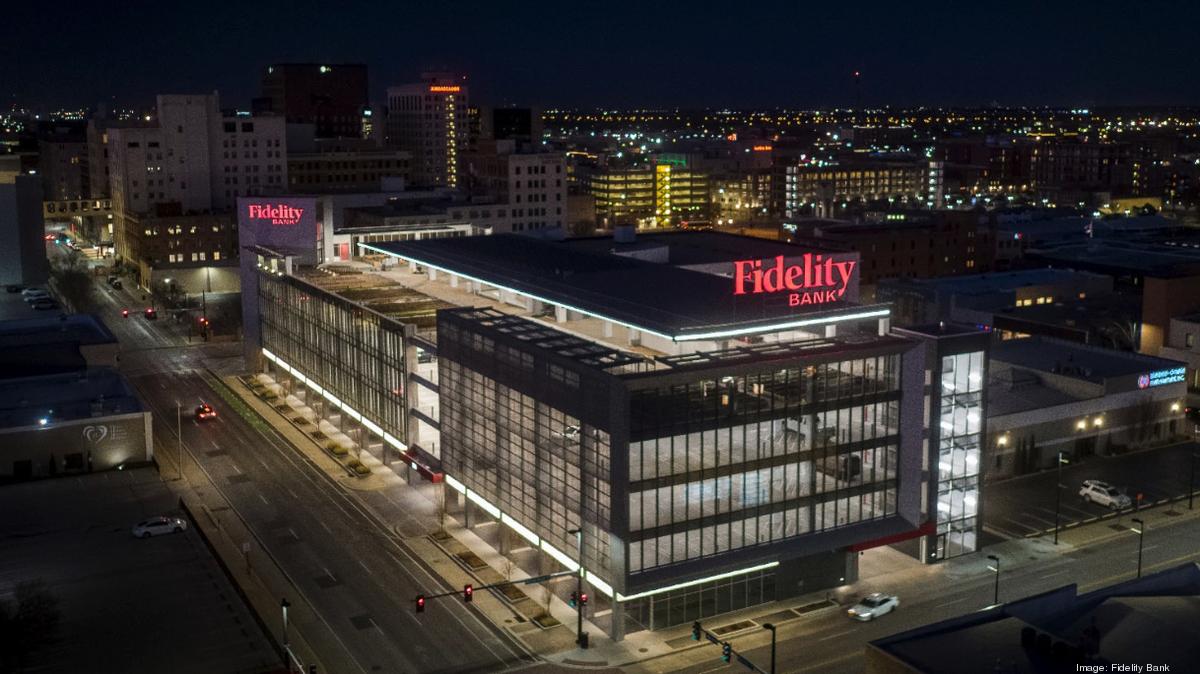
[428,85,462,93]
[247,203,305,226]
[734,254,858,307]
[1138,366,1186,389]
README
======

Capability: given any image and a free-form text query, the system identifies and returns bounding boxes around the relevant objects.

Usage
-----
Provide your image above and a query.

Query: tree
[0,579,61,672]
[47,248,94,313]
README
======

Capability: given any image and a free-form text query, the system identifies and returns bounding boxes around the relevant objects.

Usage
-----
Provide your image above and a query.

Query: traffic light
[415,595,425,613]
[463,584,473,603]
[691,621,701,641]
[579,593,588,606]
[569,591,578,608]
[721,642,731,663]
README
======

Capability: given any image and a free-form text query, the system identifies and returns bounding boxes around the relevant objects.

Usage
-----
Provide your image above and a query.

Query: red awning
[846,521,936,552]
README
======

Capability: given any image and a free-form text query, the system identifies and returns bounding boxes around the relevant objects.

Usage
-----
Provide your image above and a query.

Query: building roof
[561,230,835,266]
[0,368,142,428]
[1030,240,1200,278]
[886,268,1110,297]
[990,336,1183,383]
[362,233,888,342]
[870,563,1200,674]
[0,314,116,349]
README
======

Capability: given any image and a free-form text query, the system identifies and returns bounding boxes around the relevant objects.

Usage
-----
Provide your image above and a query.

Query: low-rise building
[985,337,1187,480]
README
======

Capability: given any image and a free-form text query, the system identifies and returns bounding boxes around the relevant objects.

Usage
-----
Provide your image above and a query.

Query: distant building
[465,139,566,231]
[106,93,286,288]
[385,73,469,188]
[784,158,944,218]
[786,210,994,301]
[585,161,710,228]
[259,63,368,140]
[986,336,1187,479]
[476,106,543,145]
[1031,138,1134,208]
[36,121,88,200]
[1159,312,1200,410]
[287,137,411,193]
[0,157,48,287]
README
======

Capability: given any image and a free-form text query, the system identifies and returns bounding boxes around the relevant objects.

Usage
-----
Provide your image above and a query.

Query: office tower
[385,73,469,188]
[259,63,369,140]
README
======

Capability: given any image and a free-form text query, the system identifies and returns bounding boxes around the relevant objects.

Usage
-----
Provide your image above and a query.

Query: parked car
[29,298,58,311]
[194,403,217,421]
[110,279,122,289]
[847,593,900,621]
[131,516,187,538]
[5,284,23,293]
[1079,480,1131,510]
[21,287,48,299]
[143,307,158,320]
[22,290,50,304]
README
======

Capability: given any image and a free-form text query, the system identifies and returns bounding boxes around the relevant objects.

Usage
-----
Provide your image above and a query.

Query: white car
[22,290,50,303]
[847,593,899,621]
[20,287,47,298]
[132,516,188,538]
[1079,480,1131,510]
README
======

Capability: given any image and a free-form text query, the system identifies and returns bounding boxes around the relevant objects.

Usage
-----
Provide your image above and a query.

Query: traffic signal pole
[691,621,771,673]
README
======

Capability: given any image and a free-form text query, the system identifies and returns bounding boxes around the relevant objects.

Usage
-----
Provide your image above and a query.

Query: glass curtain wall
[627,354,902,575]
[935,351,984,558]
[258,273,408,442]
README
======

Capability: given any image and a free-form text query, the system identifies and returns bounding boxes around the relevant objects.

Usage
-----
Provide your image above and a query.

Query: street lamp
[1190,423,1198,511]
[987,555,1001,605]
[567,527,587,649]
[1054,451,1070,545]
[1131,518,1145,579]
[762,622,777,674]
[281,597,291,646]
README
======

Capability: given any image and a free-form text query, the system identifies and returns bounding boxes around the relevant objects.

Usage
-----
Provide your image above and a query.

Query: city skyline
[4,0,1200,110]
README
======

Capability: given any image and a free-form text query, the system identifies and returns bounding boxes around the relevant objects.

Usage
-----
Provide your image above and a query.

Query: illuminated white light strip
[262,349,407,454]
[444,474,466,494]
[359,242,889,344]
[586,572,614,598]
[466,489,502,519]
[541,541,581,573]
[501,513,541,547]
[675,309,891,342]
[616,561,780,602]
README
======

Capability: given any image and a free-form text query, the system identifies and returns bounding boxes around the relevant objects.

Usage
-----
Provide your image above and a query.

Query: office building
[239,219,990,639]
[0,157,48,287]
[36,121,89,200]
[466,139,566,231]
[287,137,411,193]
[1159,312,1200,409]
[259,63,369,139]
[106,93,286,287]
[986,337,1187,480]
[785,158,944,218]
[386,73,469,188]
[586,162,711,228]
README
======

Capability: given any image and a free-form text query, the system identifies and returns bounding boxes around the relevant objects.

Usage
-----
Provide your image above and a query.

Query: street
[982,441,1199,540]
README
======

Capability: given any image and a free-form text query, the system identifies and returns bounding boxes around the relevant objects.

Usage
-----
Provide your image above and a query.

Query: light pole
[1190,424,1198,510]
[762,622,777,674]
[281,597,291,646]
[567,527,586,648]
[174,401,183,481]
[1131,518,1144,579]
[987,554,1001,606]
[1054,451,1070,545]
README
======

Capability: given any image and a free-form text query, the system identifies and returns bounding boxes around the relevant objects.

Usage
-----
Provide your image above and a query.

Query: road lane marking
[933,596,968,609]
[1039,569,1070,579]
[819,628,856,641]
[258,494,269,506]
[358,559,371,574]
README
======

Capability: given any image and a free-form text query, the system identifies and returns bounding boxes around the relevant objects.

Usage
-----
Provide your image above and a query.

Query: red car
[194,403,217,421]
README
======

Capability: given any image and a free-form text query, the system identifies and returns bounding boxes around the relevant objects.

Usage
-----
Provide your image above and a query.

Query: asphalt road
[68,265,538,673]
[982,441,1200,540]
[630,507,1200,674]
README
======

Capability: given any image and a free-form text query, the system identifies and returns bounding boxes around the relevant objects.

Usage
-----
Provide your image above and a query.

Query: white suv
[1079,480,1131,510]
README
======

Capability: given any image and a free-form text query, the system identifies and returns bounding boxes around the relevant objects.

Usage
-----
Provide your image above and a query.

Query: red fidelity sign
[247,203,305,226]
[734,254,857,306]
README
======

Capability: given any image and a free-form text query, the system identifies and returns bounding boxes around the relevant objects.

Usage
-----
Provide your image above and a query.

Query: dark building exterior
[260,63,369,140]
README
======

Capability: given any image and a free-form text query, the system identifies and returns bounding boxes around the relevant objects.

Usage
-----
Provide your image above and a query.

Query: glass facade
[258,272,409,443]
[437,314,616,579]
[624,569,775,631]
[627,355,902,574]
[934,351,985,558]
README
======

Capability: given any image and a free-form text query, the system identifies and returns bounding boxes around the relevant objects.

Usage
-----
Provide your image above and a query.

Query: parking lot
[0,468,278,673]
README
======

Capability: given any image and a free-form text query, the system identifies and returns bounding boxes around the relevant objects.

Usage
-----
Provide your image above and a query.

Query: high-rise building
[106,94,286,287]
[259,63,368,140]
[0,156,48,287]
[385,73,469,188]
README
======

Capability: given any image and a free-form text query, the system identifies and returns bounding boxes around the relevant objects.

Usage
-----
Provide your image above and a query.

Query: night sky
[4,0,1198,110]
